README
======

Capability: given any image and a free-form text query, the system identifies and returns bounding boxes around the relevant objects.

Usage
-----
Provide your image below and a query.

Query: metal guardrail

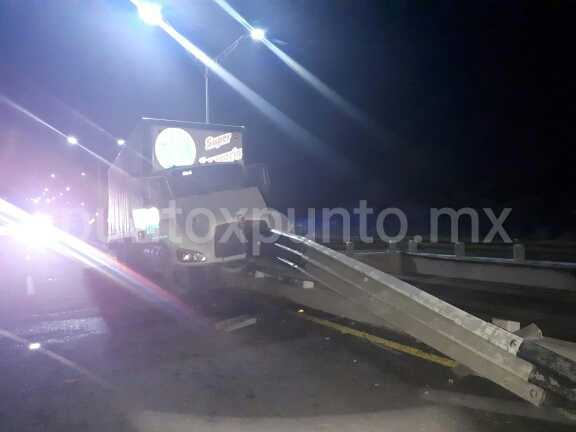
[329,239,576,264]
[268,230,576,406]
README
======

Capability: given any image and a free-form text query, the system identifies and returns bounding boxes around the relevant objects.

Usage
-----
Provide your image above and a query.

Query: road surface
[1,236,575,431]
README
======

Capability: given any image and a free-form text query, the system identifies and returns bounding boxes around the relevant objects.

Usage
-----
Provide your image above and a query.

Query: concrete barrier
[355,251,576,291]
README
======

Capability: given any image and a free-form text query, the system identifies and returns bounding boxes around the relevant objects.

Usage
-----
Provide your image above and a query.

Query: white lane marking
[0,328,113,391]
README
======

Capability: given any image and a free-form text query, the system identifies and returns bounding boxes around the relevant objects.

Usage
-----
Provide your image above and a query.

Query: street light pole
[133,3,266,123]
[193,34,247,124]
[205,65,210,123]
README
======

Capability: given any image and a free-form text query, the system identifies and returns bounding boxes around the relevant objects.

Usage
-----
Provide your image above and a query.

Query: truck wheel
[116,243,143,273]
[162,265,192,297]
[201,265,223,290]
[161,266,221,301]
[116,243,131,267]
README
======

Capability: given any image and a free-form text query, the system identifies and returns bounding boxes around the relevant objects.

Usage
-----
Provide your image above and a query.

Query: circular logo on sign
[154,128,196,169]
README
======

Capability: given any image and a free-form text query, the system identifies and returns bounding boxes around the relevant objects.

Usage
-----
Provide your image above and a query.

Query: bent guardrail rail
[267,230,576,406]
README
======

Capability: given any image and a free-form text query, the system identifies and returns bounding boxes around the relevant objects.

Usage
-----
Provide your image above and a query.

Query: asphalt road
[1,236,576,431]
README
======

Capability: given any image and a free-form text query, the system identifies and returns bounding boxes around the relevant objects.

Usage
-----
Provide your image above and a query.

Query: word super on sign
[205,133,232,150]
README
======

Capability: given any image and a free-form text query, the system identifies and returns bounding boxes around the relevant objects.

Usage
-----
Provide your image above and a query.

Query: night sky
[0,1,574,225]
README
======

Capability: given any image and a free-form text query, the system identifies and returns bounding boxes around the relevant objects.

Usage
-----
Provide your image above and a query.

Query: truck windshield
[168,163,244,198]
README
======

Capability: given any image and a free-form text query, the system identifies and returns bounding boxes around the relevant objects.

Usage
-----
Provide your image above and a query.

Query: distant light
[117,139,125,145]
[81,203,84,206]
[29,343,41,350]
[66,187,70,191]
[136,2,163,25]
[44,188,48,191]
[60,193,63,196]
[67,136,78,145]
[32,199,39,204]
[298,309,304,313]
[95,212,99,216]
[251,28,266,40]
[46,198,51,203]
[50,174,55,178]
[66,202,70,205]
[51,197,55,200]
[81,173,85,176]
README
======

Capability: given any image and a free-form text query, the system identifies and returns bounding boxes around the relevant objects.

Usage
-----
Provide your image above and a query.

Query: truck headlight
[177,249,206,262]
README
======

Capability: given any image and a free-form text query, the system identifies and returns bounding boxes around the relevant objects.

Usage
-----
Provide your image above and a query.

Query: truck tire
[160,265,222,302]
[162,265,192,297]
[116,242,142,273]
[116,243,130,266]
[201,265,223,290]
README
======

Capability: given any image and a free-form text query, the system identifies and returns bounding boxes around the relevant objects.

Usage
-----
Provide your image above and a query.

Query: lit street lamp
[251,28,266,40]
[135,1,265,123]
[199,30,265,123]
[135,1,163,26]
[50,174,55,178]
[117,139,125,145]
[67,136,78,145]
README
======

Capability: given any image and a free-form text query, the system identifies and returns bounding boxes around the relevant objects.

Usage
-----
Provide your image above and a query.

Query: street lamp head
[136,2,163,25]
[67,136,78,145]
[117,139,125,145]
[251,28,266,41]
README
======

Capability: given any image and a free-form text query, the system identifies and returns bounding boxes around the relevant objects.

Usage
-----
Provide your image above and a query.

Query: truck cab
[108,118,290,290]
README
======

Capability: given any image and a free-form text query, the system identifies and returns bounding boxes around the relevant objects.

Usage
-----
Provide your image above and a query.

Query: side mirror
[243,164,270,191]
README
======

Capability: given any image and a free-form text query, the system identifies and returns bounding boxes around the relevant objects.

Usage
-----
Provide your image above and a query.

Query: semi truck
[107,118,291,292]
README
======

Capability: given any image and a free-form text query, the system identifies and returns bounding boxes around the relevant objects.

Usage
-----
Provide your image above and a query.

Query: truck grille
[214,223,245,258]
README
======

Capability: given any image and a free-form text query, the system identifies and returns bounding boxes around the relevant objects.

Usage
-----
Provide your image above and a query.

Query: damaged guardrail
[267,230,576,406]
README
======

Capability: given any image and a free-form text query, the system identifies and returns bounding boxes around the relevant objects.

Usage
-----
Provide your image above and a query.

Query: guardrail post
[388,241,402,273]
[455,242,465,259]
[408,239,417,253]
[513,244,525,262]
[345,242,355,256]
